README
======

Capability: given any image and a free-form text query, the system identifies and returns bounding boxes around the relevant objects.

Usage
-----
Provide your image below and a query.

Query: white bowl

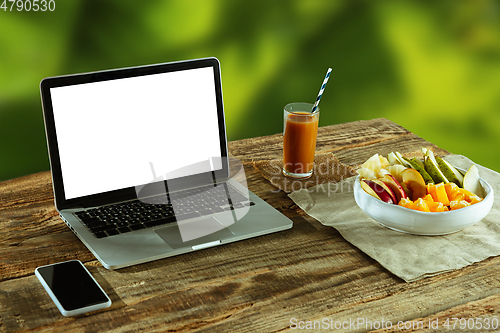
[353,171,495,235]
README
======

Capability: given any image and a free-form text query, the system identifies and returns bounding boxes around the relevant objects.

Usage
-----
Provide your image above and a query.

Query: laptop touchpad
[154,217,235,249]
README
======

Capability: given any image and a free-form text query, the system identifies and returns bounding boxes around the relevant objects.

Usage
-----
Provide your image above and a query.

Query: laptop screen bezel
[40,57,229,210]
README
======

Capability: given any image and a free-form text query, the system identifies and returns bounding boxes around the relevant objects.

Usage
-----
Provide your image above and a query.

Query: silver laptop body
[40,57,292,269]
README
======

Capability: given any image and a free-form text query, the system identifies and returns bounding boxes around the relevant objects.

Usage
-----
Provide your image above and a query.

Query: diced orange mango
[398,198,413,209]
[436,204,449,212]
[450,200,471,210]
[469,195,483,205]
[447,188,482,203]
[413,198,431,212]
[427,184,439,202]
[445,183,459,200]
[421,194,434,202]
[434,183,450,206]
[449,191,465,202]
[426,201,449,212]
[458,188,476,201]
[425,200,439,211]
[398,181,483,212]
[427,183,450,206]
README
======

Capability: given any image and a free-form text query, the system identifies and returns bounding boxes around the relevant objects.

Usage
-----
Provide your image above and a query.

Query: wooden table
[1,118,499,332]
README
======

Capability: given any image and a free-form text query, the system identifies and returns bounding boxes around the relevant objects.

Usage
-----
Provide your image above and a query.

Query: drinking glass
[282,102,319,179]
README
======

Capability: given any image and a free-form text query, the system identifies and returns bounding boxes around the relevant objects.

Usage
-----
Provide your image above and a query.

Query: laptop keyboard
[74,184,255,239]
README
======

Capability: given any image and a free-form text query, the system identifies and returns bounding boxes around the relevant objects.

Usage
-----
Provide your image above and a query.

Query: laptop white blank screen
[50,66,222,200]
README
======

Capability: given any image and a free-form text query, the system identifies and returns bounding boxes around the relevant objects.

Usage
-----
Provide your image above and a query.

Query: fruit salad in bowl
[353,148,494,235]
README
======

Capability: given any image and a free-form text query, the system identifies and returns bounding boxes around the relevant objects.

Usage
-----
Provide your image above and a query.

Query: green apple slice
[387,152,400,165]
[404,157,434,184]
[422,148,449,184]
[424,156,448,184]
[463,165,484,197]
[411,157,425,169]
[395,151,412,168]
[436,156,463,187]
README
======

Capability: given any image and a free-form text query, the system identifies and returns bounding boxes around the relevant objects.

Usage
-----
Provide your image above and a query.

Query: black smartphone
[35,260,111,316]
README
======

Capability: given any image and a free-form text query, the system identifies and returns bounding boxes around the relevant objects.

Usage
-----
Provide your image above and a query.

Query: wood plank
[0,171,53,210]
[329,133,449,167]
[0,118,498,332]
[229,118,411,162]
[3,215,500,332]
[244,132,449,220]
[371,294,500,332]
[372,294,500,333]
[0,230,94,283]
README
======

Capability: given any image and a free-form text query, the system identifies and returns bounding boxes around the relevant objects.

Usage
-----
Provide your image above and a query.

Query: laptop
[40,57,292,269]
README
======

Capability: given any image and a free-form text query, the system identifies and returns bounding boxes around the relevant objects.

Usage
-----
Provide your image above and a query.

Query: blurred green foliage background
[1,0,500,181]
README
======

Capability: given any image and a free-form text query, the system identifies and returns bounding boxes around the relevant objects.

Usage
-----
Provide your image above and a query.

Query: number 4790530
[1,0,55,11]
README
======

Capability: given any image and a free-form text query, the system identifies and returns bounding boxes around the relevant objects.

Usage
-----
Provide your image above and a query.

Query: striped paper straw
[311,67,332,113]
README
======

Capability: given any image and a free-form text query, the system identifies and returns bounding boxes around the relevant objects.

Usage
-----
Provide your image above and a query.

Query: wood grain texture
[1,118,499,333]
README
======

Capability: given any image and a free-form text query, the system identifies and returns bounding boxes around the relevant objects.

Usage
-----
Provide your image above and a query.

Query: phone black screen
[37,260,109,311]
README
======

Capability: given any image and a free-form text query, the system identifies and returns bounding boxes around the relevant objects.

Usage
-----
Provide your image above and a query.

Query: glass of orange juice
[282,102,319,179]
